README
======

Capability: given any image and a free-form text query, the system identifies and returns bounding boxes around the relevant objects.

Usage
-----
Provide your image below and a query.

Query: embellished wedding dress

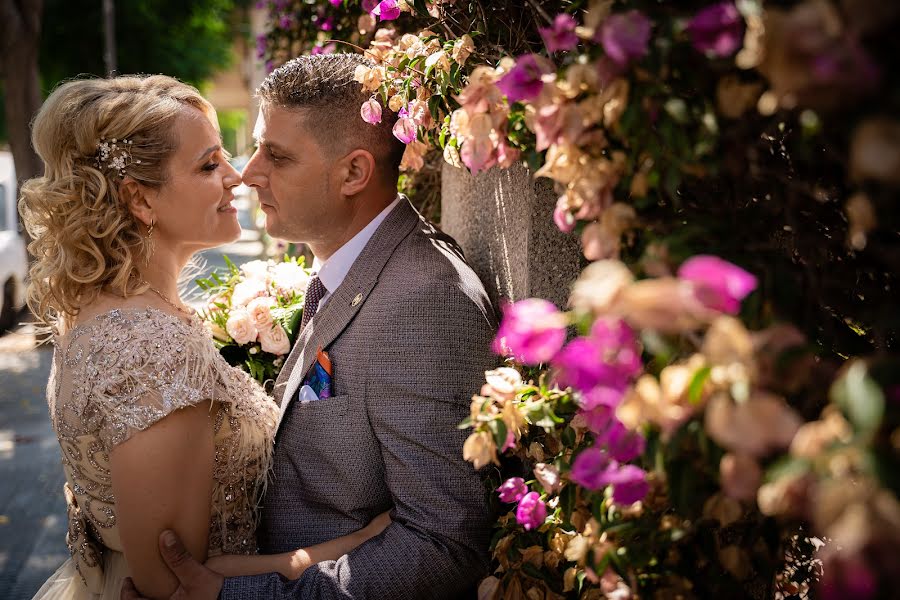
[32,307,279,600]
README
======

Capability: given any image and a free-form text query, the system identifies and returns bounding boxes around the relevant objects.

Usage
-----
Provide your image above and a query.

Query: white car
[0,151,28,331]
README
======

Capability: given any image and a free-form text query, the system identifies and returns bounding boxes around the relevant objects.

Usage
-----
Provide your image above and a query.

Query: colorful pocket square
[301,347,333,400]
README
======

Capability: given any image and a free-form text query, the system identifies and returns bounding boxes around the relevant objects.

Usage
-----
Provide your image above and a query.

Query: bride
[20,75,388,600]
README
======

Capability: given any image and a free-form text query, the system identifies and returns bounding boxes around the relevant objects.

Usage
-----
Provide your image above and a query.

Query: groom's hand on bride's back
[120,530,223,600]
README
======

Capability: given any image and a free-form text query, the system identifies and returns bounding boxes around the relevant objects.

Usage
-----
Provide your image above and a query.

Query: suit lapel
[273,198,421,429]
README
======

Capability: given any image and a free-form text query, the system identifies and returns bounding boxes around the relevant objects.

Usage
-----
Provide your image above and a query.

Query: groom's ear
[338,149,376,197]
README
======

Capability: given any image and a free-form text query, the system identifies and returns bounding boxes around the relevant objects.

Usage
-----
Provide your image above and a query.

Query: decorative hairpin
[95,137,141,178]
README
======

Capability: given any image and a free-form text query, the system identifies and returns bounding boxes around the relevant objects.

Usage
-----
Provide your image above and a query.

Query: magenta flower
[318,15,335,31]
[598,420,645,463]
[589,319,642,379]
[686,2,744,57]
[278,14,293,29]
[373,0,400,21]
[497,477,528,503]
[539,14,579,53]
[496,54,553,103]
[515,492,547,531]
[607,464,649,504]
[553,322,640,393]
[553,202,576,233]
[569,447,619,490]
[255,34,268,59]
[493,299,567,365]
[598,10,652,68]
[360,98,382,124]
[392,117,417,144]
[577,386,621,434]
[362,0,379,12]
[328,0,342,6]
[311,42,337,55]
[677,255,757,314]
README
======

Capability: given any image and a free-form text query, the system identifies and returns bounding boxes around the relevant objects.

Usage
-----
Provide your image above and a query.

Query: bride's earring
[145,219,155,266]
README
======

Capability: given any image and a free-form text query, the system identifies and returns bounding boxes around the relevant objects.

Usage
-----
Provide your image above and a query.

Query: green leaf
[412,0,430,17]
[458,416,473,429]
[688,366,711,405]
[831,361,885,434]
[488,419,508,450]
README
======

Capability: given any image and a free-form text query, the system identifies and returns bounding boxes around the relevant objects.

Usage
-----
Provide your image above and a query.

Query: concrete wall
[441,162,584,310]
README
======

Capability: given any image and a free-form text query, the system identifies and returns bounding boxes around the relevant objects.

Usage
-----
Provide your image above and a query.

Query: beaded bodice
[47,307,279,592]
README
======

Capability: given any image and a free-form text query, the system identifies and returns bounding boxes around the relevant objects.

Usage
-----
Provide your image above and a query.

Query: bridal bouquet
[196,256,310,389]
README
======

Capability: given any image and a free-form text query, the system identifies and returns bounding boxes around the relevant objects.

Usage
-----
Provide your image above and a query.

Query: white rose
[231,279,267,307]
[271,262,310,294]
[246,296,276,329]
[225,309,258,345]
[258,324,291,356]
[240,259,271,282]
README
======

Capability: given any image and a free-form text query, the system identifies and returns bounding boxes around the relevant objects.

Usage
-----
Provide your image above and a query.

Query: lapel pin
[351,293,362,307]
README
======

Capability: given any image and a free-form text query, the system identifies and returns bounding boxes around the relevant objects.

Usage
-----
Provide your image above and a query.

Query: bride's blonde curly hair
[18,75,215,329]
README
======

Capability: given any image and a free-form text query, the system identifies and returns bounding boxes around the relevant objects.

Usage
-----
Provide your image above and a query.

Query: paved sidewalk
[0,323,67,599]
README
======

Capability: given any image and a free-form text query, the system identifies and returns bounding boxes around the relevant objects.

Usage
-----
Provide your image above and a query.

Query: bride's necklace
[141,280,194,317]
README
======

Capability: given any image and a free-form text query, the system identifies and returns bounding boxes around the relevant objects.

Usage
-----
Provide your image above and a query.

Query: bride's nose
[224,161,242,188]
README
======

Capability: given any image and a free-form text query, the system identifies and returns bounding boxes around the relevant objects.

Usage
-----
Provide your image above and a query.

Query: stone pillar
[441,162,584,310]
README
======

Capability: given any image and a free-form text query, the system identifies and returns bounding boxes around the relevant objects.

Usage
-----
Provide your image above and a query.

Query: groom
[124,54,497,598]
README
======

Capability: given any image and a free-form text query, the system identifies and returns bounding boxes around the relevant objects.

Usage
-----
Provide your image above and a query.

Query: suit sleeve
[220,280,498,600]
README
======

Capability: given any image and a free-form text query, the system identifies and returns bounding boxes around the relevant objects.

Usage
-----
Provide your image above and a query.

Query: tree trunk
[0,0,45,244]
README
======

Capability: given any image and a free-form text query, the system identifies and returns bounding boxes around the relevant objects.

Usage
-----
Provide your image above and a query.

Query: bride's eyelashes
[202,161,220,172]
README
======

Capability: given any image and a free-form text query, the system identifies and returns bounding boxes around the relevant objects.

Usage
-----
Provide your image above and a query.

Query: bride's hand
[203,554,247,577]
[362,510,392,538]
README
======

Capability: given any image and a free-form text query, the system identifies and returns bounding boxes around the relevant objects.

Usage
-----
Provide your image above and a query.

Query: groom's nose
[241,149,267,188]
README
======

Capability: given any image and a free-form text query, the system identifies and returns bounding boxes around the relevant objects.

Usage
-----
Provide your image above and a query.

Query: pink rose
[246,296,276,330]
[225,309,258,345]
[258,324,291,356]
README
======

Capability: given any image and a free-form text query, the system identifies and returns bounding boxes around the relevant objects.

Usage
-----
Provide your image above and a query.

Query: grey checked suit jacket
[220,198,498,599]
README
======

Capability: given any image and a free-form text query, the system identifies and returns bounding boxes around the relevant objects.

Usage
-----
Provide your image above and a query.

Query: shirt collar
[313,195,402,294]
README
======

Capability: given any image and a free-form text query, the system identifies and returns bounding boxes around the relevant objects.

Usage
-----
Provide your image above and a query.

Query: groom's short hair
[257,53,406,182]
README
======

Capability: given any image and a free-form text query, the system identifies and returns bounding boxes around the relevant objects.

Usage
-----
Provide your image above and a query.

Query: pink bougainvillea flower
[598,419,645,463]
[539,13,579,53]
[255,34,267,59]
[554,338,623,392]
[318,15,335,31]
[496,54,553,103]
[553,201,576,233]
[360,98,382,124]
[686,2,744,57]
[554,319,641,392]
[497,477,528,503]
[310,42,337,55]
[372,0,400,21]
[392,117,417,144]
[607,464,649,504]
[598,10,652,68]
[459,137,496,174]
[492,299,567,365]
[328,0,342,6]
[570,447,619,490]
[677,255,757,314]
[577,385,621,434]
[515,491,547,530]
[278,15,293,29]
